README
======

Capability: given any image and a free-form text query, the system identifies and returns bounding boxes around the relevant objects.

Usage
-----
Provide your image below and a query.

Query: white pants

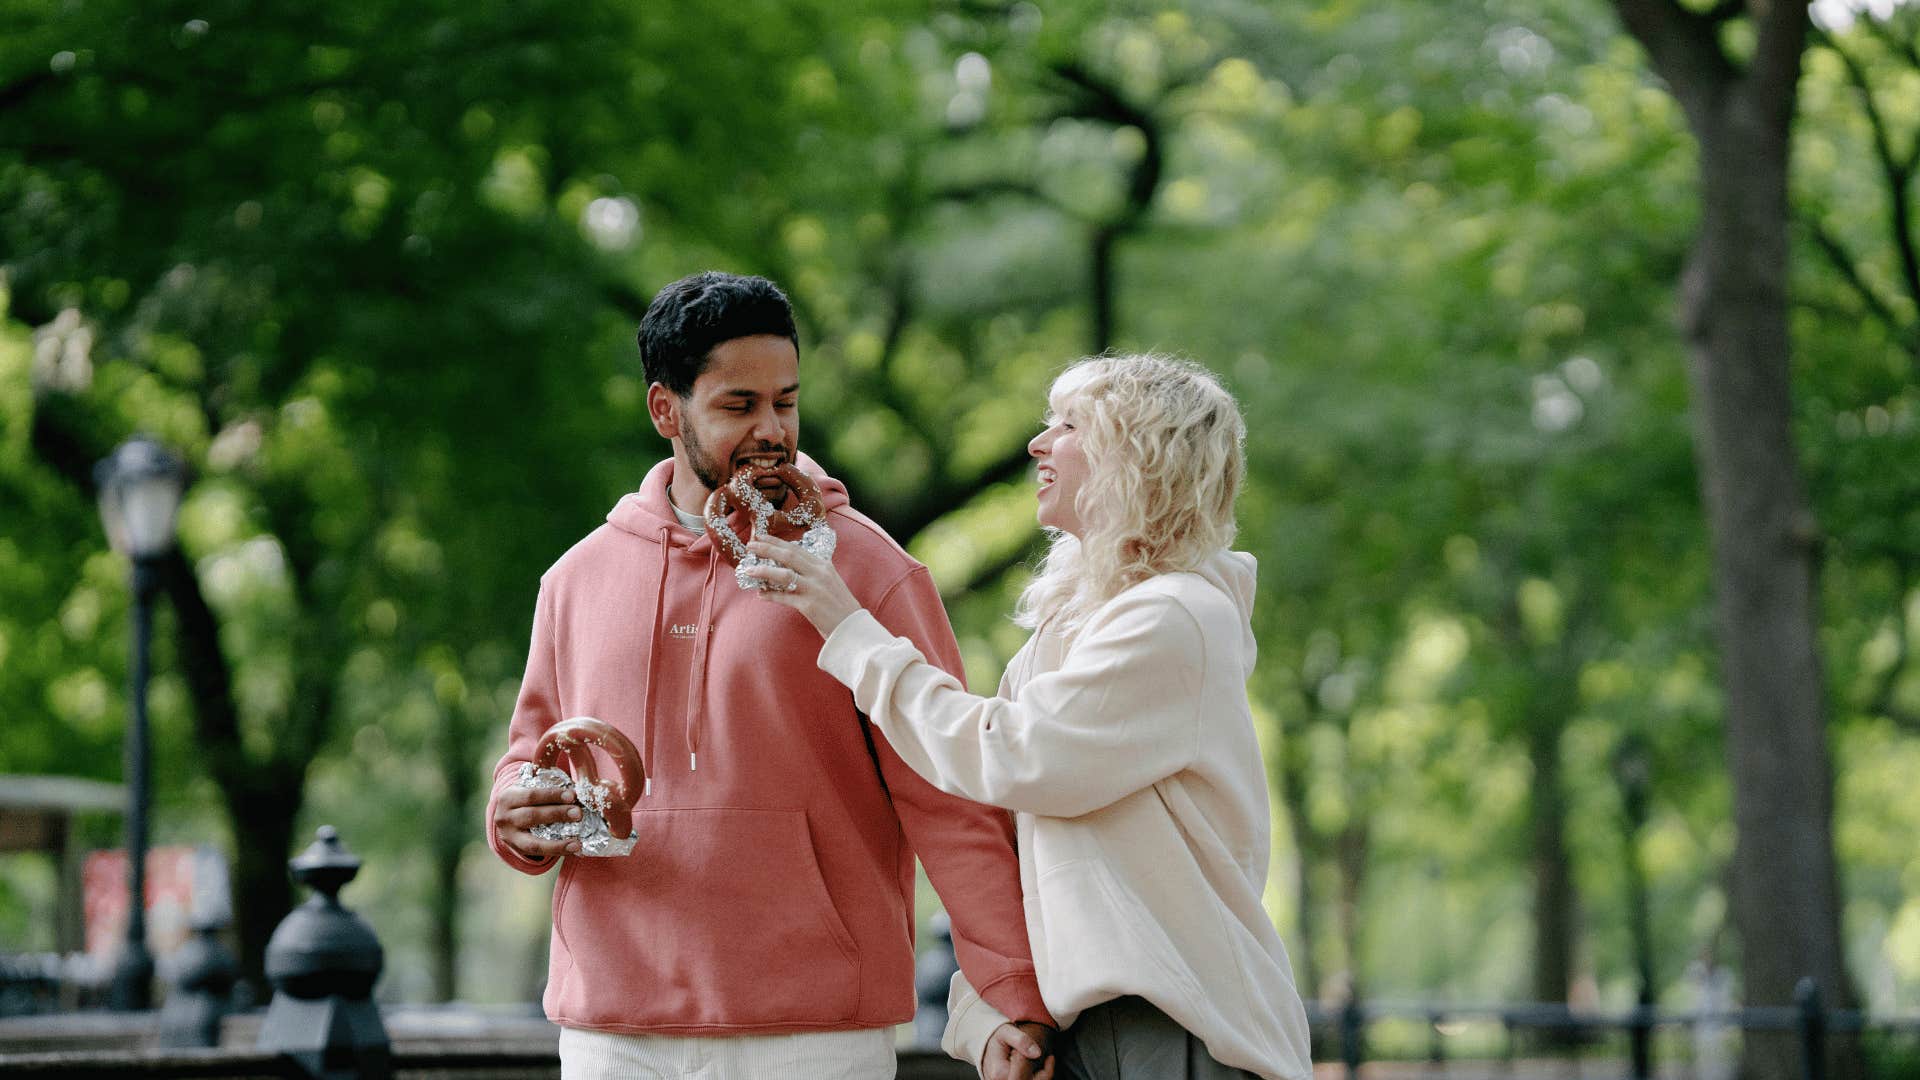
[558,1024,896,1080]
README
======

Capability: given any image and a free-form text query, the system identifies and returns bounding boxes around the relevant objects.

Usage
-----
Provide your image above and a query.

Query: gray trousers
[1058,996,1259,1080]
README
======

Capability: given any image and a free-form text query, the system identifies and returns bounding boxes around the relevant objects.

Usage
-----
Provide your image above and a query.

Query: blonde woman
[745,355,1313,1080]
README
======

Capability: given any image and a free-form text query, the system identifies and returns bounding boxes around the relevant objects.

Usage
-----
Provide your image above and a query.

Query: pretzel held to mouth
[530,717,646,846]
[704,463,837,588]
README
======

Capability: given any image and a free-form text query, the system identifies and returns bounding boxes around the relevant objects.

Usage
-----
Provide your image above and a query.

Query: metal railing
[1306,981,1920,1080]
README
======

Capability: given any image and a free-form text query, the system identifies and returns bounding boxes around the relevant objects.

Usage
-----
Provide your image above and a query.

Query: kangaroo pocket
[552,806,862,1029]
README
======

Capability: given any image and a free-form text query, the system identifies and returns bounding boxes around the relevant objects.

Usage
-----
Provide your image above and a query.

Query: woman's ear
[647,382,681,439]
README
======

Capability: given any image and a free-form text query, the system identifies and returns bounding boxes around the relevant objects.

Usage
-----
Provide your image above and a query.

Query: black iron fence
[1307,982,1920,1080]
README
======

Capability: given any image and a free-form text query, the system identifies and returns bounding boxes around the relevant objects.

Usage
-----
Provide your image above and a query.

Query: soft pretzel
[533,717,646,840]
[704,463,837,588]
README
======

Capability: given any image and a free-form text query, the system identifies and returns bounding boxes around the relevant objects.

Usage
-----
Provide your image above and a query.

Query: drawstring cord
[641,527,672,797]
[684,547,721,773]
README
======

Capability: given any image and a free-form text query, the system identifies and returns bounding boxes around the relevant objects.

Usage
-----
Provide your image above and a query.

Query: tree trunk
[1335,822,1369,1001]
[1272,730,1323,998]
[1527,718,1576,1008]
[429,703,482,1002]
[1605,6,1859,1077]
[1090,225,1118,355]
[227,779,299,1002]
[1688,114,1859,1080]
[430,839,461,1002]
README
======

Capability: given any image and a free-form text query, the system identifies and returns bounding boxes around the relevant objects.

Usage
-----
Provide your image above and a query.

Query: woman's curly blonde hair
[1015,353,1246,636]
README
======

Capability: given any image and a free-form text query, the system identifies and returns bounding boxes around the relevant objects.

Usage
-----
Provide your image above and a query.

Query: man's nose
[751,407,784,442]
[1028,430,1048,457]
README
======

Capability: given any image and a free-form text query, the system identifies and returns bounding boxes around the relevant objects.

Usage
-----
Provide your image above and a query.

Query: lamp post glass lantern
[96,435,187,1011]
[97,436,188,560]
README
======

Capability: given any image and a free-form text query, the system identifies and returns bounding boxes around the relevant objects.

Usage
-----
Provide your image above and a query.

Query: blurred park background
[3,0,1920,1075]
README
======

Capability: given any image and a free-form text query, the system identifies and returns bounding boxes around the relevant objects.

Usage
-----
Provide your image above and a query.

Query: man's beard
[679,417,729,493]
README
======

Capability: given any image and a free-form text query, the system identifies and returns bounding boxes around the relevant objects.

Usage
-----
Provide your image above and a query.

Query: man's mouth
[735,453,788,475]
[734,455,790,498]
[1036,466,1056,489]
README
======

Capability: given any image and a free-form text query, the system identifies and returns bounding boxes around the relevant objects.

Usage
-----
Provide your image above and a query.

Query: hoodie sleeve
[820,585,1203,819]
[865,567,1054,1030]
[485,578,562,876]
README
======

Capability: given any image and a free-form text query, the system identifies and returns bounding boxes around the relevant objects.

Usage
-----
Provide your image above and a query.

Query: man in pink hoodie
[486,272,1055,1079]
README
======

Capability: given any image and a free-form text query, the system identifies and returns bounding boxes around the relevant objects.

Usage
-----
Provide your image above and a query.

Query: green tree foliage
[2,0,1917,1034]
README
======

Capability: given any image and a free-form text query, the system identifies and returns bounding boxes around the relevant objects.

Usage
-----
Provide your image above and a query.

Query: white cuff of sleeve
[816,608,900,687]
[941,970,1012,1069]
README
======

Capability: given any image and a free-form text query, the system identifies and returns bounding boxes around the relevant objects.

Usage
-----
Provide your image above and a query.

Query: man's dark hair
[637,272,799,397]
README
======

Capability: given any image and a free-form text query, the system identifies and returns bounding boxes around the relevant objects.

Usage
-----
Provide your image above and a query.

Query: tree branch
[160,546,249,777]
[1610,0,1739,117]
[1048,61,1152,131]
[1861,12,1920,73]
[930,178,1058,211]
[1867,562,1918,728]
[890,439,1038,548]
[1703,0,1746,24]
[1817,27,1920,318]
[0,70,54,112]
[936,530,1044,605]
[1797,211,1919,359]
[603,280,650,324]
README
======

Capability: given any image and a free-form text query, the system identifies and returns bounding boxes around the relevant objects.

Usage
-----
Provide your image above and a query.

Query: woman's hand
[982,1021,1056,1080]
[741,536,862,638]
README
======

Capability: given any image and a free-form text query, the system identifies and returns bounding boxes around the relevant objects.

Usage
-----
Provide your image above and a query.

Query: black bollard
[914,911,961,1048]
[256,827,391,1080]
[157,913,237,1047]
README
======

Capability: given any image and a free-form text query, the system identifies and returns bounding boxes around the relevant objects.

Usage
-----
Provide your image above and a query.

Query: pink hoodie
[485,455,1050,1036]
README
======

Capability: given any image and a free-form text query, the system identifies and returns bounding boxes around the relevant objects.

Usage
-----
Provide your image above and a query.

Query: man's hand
[982,1021,1056,1080]
[493,782,583,861]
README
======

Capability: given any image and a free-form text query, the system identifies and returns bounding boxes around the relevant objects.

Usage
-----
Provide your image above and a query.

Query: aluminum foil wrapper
[733,524,837,591]
[515,762,638,857]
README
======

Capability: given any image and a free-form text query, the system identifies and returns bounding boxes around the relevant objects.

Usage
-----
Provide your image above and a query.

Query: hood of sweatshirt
[600,452,850,788]
[1192,549,1259,674]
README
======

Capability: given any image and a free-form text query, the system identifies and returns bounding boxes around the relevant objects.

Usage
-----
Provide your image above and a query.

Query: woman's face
[1029,404,1089,536]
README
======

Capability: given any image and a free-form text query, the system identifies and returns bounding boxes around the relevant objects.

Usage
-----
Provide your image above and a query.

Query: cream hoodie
[817,550,1313,1080]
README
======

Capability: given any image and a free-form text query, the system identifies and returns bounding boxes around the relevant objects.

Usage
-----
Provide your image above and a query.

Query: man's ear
[647,382,682,440]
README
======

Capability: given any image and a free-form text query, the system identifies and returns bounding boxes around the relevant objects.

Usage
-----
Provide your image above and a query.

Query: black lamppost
[96,435,187,1011]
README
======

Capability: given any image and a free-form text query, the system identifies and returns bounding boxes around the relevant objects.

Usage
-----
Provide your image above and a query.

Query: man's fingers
[499,784,575,809]
[501,830,580,859]
[1003,1028,1044,1059]
[509,803,582,830]
[1034,1056,1057,1080]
